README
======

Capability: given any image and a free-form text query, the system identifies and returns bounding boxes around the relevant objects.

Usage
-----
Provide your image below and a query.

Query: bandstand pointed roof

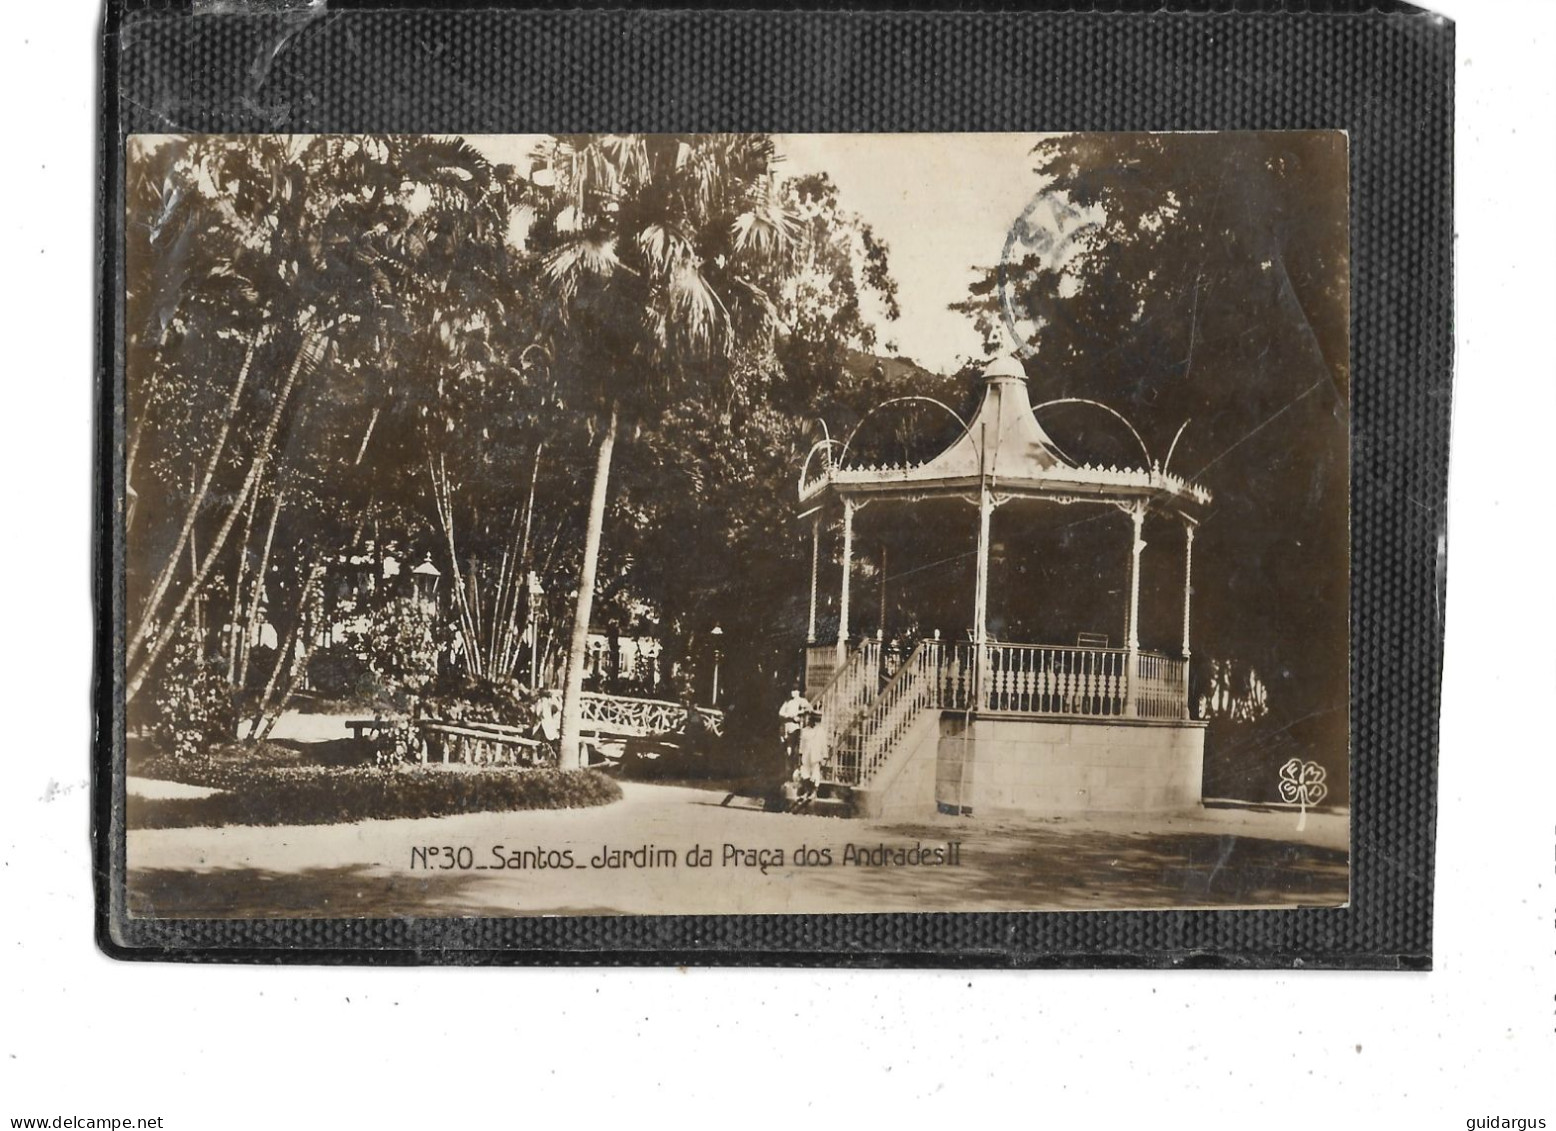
[799,356,1210,510]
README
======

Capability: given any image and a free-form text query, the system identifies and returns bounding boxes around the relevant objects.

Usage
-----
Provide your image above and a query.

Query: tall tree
[613,171,908,719]
[529,134,800,769]
[362,138,550,682]
[124,135,529,706]
[953,131,1350,756]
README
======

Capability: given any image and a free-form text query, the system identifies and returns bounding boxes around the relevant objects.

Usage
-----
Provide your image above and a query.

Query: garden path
[127,781,1348,918]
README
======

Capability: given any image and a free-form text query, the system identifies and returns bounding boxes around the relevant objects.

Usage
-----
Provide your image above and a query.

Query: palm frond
[730,197,801,260]
[662,260,729,354]
[542,237,622,306]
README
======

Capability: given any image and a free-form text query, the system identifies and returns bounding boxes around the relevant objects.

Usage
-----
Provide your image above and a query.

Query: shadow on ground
[129,826,1346,917]
[827,820,1350,909]
[128,864,517,918]
[271,737,366,767]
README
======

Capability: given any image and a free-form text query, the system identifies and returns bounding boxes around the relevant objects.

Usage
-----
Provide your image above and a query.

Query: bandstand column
[807,516,820,644]
[878,542,888,641]
[1125,505,1145,716]
[973,487,993,708]
[1181,521,1195,659]
[837,497,855,659]
[1180,520,1195,720]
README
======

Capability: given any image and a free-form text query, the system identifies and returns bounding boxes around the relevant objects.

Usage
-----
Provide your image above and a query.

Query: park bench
[345,717,402,742]
[417,719,549,767]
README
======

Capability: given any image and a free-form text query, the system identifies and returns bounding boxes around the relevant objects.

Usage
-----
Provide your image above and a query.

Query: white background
[2,2,1550,1127]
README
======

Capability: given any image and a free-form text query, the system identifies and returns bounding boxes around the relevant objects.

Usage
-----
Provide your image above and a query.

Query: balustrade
[822,639,1188,786]
[980,643,1129,717]
[573,691,724,737]
[833,640,953,784]
[1129,652,1188,721]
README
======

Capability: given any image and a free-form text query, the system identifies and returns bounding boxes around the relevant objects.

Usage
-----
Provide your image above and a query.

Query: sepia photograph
[21,0,1549,1122]
[120,130,1351,918]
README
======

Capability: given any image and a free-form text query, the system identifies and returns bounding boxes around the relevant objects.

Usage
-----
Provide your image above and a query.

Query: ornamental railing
[573,691,724,738]
[420,721,548,766]
[981,643,1129,717]
[981,643,1186,720]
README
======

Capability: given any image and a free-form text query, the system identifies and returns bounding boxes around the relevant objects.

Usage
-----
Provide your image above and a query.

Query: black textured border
[95,0,1453,968]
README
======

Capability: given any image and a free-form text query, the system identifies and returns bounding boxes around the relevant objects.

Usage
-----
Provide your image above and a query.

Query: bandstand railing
[818,638,1189,787]
[981,643,1129,717]
[978,643,1187,720]
[822,639,1189,786]
[1129,652,1189,721]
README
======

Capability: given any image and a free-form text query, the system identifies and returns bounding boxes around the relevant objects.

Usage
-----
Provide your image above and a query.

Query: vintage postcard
[120,131,1350,918]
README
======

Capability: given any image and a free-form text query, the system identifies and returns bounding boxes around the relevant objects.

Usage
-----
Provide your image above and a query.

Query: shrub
[130,743,298,791]
[148,624,237,760]
[241,642,277,693]
[362,598,439,694]
[306,640,379,700]
[203,740,303,769]
[126,764,622,829]
[420,675,534,727]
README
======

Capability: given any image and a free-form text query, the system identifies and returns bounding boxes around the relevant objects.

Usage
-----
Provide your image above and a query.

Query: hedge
[127,764,622,830]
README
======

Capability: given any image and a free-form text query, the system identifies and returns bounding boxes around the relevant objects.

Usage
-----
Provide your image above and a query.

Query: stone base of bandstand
[853,712,1206,819]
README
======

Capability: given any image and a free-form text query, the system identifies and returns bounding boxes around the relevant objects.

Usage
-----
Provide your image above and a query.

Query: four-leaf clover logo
[1278,758,1328,830]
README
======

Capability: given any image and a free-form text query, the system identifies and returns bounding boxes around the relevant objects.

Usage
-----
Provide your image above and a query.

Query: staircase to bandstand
[806,638,882,766]
[808,639,1189,806]
[830,640,965,786]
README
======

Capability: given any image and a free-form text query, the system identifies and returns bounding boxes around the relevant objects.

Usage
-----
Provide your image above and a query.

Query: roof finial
[982,355,1026,383]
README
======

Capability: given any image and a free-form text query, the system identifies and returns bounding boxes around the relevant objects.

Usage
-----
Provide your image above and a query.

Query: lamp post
[411,555,442,611]
[710,625,724,707]
[525,570,544,689]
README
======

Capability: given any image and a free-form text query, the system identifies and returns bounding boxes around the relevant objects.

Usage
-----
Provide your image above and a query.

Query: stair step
[787,788,856,817]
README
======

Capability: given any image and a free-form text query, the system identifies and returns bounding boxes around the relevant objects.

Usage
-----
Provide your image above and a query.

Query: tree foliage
[124,132,911,759]
[524,133,862,765]
[955,131,1350,761]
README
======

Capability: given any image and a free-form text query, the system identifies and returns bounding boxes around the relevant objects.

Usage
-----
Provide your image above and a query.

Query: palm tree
[528,133,798,769]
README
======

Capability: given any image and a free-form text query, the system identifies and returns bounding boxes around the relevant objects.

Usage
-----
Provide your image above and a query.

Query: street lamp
[525,570,544,689]
[411,555,442,610]
[709,625,724,707]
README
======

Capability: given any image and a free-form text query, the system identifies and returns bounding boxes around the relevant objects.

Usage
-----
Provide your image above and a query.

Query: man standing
[532,688,562,755]
[681,693,711,757]
[777,687,811,767]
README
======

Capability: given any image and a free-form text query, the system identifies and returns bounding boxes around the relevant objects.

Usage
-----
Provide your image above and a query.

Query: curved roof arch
[799,356,1210,510]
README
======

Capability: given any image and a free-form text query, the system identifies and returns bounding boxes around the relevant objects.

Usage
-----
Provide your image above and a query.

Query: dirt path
[127,781,1348,918]
[126,776,220,800]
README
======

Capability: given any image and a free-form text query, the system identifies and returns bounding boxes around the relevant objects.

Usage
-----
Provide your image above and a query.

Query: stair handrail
[833,638,948,785]
[810,637,882,757]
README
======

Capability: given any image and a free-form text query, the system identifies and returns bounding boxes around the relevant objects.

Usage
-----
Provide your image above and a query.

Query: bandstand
[797,356,1211,819]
